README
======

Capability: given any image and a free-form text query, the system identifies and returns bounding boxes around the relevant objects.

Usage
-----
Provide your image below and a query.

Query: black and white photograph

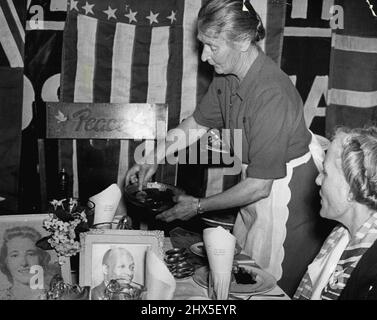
[0,214,71,300]
[90,244,149,300]
[79,229,164,300]
[1,0,377,305]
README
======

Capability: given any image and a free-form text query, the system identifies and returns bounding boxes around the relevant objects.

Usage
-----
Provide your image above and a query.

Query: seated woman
[294,126,377,300]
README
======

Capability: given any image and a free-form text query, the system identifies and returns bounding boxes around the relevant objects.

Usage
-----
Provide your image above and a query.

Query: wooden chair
[38,101,168,229]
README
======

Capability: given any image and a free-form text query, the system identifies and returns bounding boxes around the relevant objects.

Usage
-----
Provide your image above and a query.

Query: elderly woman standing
[294,127,377,300]
[126,0,330,296]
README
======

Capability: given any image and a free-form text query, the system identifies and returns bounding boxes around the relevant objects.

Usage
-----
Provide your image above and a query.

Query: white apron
[232,133,324,281]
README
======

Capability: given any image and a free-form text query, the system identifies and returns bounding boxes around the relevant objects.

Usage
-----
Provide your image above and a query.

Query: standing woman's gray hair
[197,0,265,44]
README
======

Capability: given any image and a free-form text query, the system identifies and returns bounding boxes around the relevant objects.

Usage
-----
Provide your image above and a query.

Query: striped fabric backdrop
[0,0,24,68]
[326,0,377,136]
[0,0,25,212]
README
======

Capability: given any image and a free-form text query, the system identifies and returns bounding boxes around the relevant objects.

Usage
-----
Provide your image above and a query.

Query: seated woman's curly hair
[336,126,377,211]
[0,226,51,283]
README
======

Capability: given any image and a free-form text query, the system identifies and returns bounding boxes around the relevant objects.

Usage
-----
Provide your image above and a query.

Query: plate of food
[192,264,276,295]
[190,242,242,258]
[124,182,185,214]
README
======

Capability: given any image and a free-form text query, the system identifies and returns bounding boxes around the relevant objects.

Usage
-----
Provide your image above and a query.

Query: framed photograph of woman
[79,229,164,300]
[0,214,71,300]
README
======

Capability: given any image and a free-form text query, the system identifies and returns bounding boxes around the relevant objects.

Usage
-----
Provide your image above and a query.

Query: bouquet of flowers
[37,198,94,264]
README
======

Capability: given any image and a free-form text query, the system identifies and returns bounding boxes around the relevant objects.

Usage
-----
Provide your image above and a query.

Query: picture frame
[79,229,164,300]
[0,214,72,300]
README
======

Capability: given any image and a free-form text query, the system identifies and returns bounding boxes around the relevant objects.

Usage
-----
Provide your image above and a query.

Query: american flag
[326,0,377,136]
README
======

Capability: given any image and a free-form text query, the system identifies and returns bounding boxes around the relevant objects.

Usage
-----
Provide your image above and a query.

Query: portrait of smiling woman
[0,226,60,300]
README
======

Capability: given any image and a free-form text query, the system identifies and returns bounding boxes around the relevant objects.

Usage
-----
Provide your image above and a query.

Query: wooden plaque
[46,102,168,139]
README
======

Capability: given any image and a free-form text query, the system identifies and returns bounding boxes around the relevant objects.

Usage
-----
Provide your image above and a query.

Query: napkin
[203,226,236,300]
[89,184,122,225]
[144,249,176,300]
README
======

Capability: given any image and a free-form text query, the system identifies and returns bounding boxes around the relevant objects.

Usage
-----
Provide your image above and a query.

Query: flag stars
[167,11,177,24]
[70,0,79,11]
[125,9,138,23]
[103,6,117,20]
[82,2,94,15]
[146,10,159,25]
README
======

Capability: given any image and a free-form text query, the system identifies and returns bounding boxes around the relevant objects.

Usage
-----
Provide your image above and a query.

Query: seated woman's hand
[155,195,199,222]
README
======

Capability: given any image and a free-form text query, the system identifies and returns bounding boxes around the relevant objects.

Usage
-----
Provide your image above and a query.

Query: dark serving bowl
[124,182,185,215]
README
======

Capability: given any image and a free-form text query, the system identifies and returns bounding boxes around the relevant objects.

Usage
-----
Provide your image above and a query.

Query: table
[164,238,290,300]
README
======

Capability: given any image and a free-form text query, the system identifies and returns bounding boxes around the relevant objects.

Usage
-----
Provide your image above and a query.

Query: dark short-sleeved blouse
[193,50,311,179]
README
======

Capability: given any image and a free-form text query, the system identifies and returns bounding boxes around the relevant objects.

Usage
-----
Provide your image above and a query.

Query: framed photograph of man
[79,229,164,300]
[0,214,72,300]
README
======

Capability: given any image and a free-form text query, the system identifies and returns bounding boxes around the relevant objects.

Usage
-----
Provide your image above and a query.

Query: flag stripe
[284,27,331,37]
[328,89,377,108]
[330,49,377,92]
[61,13,78,102]
[26,20,65,30]
[147,26,170,103]
[326,105,377,133]
[50,0,68,11]
[332,34,377,54]
[130,26,151,103]
[112,23,135,188]
[111,23,135,102]
[265,0,287,65]
[179,0,202,122]
[166,27,183,128]
[74,15,97,102]
[335,0,377,38]
[291,0,308,19]
[0,6,23,67]
[6,0,25,41]
[73,15,97,198]
[93,20,115,103]
[0,0,24,57]
[321,0,334,20]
